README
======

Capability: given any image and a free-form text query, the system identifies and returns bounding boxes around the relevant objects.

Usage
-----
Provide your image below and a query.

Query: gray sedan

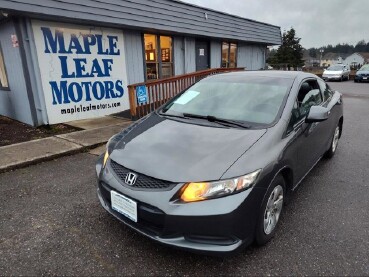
[96,71,343,255]
[323,64,350,81]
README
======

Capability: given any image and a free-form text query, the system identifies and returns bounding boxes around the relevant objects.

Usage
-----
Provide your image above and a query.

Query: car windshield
[161,75,293,126]
[359,65,369,71]
[327,65,344,71]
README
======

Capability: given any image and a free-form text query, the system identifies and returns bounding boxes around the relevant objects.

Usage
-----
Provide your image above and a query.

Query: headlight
[103,133,122,168]
[103,150,109,168]
[180,169,261,202]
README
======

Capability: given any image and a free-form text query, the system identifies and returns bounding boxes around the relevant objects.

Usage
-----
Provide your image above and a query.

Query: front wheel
[325,125,341,159]
[255,175,285,246]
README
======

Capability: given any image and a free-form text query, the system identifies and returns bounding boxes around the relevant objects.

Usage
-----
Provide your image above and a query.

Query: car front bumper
[355,75,369,82]
[322,75,343,81]
[96,157,266,255]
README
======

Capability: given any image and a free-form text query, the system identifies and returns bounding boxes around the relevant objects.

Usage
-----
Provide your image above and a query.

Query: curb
[0,120,131,174]
[0,147,83,174]
[0,141,107,174]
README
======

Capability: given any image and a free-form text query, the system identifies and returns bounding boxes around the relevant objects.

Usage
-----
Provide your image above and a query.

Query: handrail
[127,67,245,119]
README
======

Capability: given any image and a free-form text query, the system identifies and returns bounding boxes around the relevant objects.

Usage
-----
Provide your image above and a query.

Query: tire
[255,175,285,246]
[324,124,341,159]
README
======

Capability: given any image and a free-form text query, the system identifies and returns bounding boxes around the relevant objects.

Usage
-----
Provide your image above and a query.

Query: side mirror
[305,106,329,123]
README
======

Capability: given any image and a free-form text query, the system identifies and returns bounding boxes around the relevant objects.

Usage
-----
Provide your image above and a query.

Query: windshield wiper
[158,111,186,119]
[183,113,251,129]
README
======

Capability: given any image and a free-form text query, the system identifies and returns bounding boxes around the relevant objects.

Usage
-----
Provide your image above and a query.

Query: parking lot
[0,81,369,276]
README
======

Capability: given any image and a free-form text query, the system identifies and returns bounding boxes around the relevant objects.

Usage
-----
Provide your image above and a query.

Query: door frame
[195,40,210,71]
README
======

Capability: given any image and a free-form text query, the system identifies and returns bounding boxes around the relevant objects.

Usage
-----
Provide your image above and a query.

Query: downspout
[14,17,38,126]
[24,17,49,125]
[184,37,187,74]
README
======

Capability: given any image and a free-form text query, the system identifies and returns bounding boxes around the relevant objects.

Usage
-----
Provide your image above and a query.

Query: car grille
[98,182,166,236]
[110,160,177,190]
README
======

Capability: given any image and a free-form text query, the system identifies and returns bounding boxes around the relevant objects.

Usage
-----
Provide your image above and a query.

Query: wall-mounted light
[1,10,9,17]
[204,12,208,20]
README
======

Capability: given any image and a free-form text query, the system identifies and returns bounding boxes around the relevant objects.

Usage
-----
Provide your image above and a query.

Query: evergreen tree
[309,48,317,58]
[355,40,366,52]
[267,28,304,70]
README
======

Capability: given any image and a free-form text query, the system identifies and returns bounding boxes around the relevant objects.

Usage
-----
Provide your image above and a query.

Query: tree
[355,40,367,52]
[309,48,317,58]
[267,28,304,70]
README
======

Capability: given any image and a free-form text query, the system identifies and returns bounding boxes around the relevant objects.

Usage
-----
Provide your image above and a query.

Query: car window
[287,99,301,133]
[359,64,369,71]
[327,65,344,71]
[287,80,323,132]
[161,76,294,126]
[318,79,334,102]
[297,80,322,116]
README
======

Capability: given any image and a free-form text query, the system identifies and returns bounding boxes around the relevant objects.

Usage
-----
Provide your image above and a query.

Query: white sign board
[32,20,129,124]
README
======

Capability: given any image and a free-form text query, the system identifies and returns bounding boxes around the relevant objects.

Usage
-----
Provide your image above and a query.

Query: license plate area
[111,190,138,222]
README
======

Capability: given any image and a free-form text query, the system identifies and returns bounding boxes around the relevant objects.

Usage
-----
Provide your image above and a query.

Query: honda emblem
[125,172,137,186]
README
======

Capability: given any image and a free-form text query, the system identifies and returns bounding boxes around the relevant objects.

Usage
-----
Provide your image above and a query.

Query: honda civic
[96,71,343,254]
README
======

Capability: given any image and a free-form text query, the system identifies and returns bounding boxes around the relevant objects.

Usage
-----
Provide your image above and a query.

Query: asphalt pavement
[0,81,369,276]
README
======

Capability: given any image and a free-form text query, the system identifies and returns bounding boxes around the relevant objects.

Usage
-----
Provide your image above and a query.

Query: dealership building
[0,0,281,126]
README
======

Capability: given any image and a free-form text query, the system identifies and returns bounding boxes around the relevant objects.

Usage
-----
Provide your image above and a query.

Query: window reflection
[144,34,158,80]
[0,44,9,89]
[222,42,237,68]
[222,42,229,68]
[144,34,173,80]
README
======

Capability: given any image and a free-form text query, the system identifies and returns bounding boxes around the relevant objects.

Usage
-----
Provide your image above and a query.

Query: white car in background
[322,64,351,81]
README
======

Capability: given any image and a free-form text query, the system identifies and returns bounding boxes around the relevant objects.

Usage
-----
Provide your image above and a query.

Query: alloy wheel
[332,126,340,153]
[263,185,284,235]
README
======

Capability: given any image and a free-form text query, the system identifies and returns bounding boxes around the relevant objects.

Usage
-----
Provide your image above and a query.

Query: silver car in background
[322,64,350,81]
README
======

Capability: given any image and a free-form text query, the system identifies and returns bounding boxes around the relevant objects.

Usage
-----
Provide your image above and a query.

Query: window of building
[144,34,173,80]
[222,42,237,68]
[0,44,9,90]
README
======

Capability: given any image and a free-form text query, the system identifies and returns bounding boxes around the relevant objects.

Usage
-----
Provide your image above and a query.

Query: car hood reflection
[110,114,267,183]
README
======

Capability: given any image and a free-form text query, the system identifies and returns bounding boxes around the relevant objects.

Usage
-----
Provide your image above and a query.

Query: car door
[290,79,326,180]
[318,79,339,148]
[343,65,348,78]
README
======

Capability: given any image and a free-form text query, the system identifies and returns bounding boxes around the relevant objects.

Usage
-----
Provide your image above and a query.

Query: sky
[181,0,369,49]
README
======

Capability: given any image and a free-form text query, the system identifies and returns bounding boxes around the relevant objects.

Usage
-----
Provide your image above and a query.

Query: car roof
[209,70,317,80]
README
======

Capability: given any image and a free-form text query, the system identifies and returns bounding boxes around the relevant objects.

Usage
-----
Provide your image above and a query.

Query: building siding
[344,53,365,67]
[0,0,281,45]
[124,30,145,84]
[173,36,185,75]
[0,19,33,125]
[210,40,221,68]
[184,37,196,73]
[237,43,266,70]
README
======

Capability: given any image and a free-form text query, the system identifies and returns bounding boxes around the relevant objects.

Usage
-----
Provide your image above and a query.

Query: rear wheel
[325,125,341,159]
[255,175,285,246]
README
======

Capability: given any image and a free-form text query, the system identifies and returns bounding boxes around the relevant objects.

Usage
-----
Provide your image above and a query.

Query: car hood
[109,114,267,183]
[324,70,343,74]
[357,70,369,75]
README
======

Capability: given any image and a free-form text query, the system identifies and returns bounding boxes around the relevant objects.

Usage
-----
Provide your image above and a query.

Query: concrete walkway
[0,116,132,173]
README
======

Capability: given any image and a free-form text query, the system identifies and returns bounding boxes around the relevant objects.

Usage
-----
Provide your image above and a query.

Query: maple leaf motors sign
[32,20,129,124]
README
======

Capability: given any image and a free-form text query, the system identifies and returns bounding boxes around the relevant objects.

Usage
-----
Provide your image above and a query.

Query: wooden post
[128,85,137,118]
